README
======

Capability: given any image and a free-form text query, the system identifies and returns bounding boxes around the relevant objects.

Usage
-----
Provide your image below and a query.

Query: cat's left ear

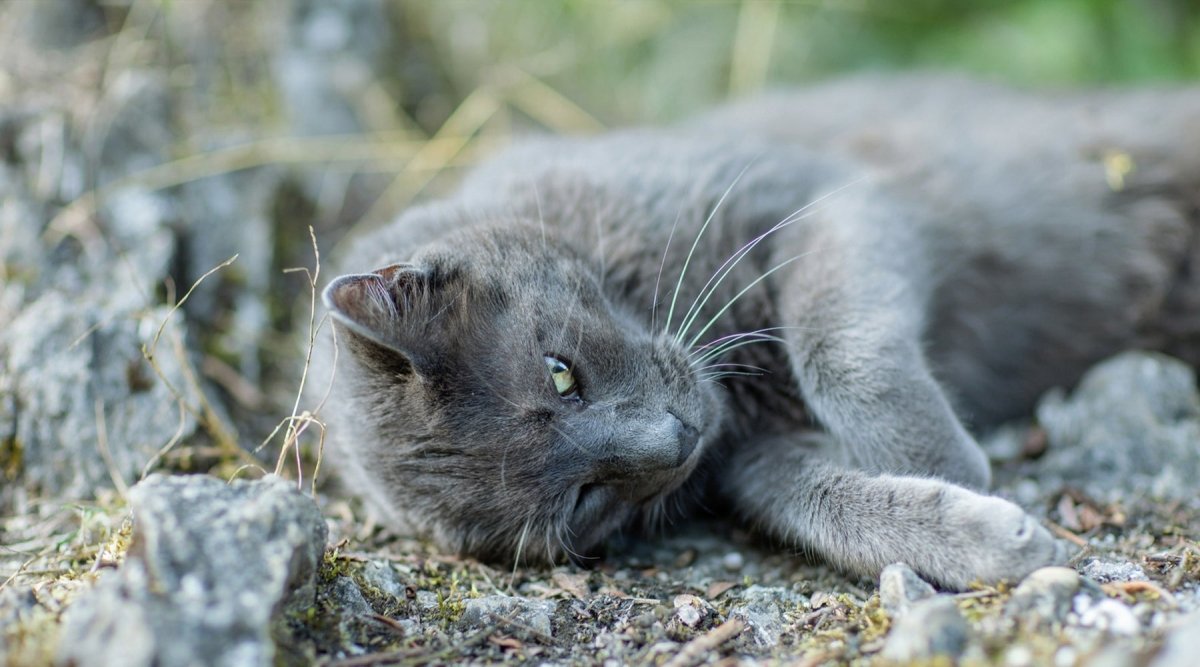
[322,263,433,355]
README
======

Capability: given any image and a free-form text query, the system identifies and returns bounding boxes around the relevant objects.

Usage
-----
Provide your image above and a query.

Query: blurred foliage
[67,0,1199,137]
[395,0,1200,126]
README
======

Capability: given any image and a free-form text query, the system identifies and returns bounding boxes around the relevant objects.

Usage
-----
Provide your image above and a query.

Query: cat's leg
[762,196,990,489]
[723,433,1066,590]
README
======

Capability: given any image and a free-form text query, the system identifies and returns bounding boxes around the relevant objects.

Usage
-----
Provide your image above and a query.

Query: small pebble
[1074,596,1140,636]
[1151,612,1200,667]
[722,552,744,572]
[1080,559,1148,584]
[675,604,701,628]
[1007,566,1081,626]
[881,597,969,662]
[878,562,936,617]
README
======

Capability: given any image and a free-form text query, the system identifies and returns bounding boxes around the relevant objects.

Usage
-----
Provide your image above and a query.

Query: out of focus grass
[400,0,1200,127]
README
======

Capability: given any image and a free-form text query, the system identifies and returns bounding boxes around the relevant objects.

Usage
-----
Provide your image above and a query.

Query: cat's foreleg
[774,212,991,489]
[723,433,1066,590]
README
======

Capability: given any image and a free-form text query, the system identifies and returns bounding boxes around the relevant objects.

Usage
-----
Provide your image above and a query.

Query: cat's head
[322,223,722,564]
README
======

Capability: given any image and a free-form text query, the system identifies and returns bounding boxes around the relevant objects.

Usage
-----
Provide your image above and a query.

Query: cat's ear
[322,263,432,355]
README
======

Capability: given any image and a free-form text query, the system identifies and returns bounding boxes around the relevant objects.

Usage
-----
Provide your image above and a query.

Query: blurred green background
[397,0,1200,126]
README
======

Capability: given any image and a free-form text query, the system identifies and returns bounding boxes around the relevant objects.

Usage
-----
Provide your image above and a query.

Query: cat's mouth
[571,483,610,523]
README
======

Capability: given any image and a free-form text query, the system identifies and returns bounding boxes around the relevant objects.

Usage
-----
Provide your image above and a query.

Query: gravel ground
[1,3,1198,665]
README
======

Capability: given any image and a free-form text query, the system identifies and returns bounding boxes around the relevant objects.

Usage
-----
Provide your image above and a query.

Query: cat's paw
[920,487,1067,590]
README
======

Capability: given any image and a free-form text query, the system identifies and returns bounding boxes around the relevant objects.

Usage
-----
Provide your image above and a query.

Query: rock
[672,594,708,628]
[55,474,327,667]
[1036,352,1200,500]
[0,297,202,509]
[457,596,556,639]
[878,562,937,617]
[1006,567,1082,627]
[1079,559,1149,584]
[1073,596,1140,636]
[358,560,408,600]
[727,585,806,648]
[1151,612,1200,667]
[881,597,969,661]
[722,551,745,571]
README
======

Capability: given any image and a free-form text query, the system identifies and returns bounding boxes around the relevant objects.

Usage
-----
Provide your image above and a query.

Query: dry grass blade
[360,89,503,225]
[729,0,780,95]
[663,618,746,667]
[503,67,606,133]
[256,226,336,495]
[141,254,249,468]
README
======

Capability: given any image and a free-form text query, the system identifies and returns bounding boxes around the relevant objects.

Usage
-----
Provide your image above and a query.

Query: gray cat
[315,74,1200,590]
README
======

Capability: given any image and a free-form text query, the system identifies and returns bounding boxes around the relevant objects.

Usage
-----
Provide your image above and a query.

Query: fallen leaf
[488,634,523,650]
[551,571,590,599]
[706,581,738,599]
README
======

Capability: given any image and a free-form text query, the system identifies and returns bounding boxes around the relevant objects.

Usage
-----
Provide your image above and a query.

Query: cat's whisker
[685,251,816,350]
[510,517,533,585]
[694,362,769,375]
[688,326,794,358]
[699,370,762,382]
[548,423,595,460]
[673,178,864,345]
[651,206,684,333]
[689,332,789,367]
[555,525,590,563]
[663,160,756,336]
[691,336,788,369]
[532,180,547,251]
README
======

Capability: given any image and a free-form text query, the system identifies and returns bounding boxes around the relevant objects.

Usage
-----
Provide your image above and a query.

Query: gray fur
[314,74,1200,590]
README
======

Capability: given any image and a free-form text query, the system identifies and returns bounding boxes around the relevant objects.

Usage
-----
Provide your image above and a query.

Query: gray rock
[358,560,408,600]
[274,0,390,136]
[879,562,937,617]
[1006,567,1082,627]
[1152,612,1200,667]
[1080,559,1149,584]
[457,596,556,638]
[0,296,202,509]
[881,597,969,661]
[55,474,327,667]
[727,585,806,647]
[1036,352,1200,500]
[1073,595,1140,636]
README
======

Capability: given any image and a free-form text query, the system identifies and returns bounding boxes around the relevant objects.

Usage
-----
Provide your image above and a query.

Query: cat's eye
[544,355,579,399]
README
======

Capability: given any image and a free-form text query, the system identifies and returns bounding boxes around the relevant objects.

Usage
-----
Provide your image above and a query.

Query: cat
[314,74,1200,590]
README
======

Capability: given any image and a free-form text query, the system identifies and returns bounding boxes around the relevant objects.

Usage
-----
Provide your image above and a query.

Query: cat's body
[317,75,1200,589]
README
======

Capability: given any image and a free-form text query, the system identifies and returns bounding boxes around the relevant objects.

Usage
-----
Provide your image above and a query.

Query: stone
[457,596,556,639]
[1035,352,1200,501]
[727,585,806,648]
[0,296,202,510]
[879,562,937,617]
[881,597,969,661]
[1151,612,1200,667]
[1006,567,1082,627]
[1073,596,1140,636]
[1079,559,1149,584]
[722,552,745,572]
[358,560,408,600]
[55,474,327,667]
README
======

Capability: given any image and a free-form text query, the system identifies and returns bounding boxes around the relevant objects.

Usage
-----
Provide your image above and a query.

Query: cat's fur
[316,74,1200,590]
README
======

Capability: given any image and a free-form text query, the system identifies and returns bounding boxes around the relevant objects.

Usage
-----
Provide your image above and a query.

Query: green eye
[544,356,579,398]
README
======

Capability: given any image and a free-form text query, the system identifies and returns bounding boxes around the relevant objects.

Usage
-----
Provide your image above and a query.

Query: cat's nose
[671,413,700,466]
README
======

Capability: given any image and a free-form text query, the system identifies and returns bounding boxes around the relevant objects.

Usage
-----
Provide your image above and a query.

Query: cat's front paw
[923,488,1068,590]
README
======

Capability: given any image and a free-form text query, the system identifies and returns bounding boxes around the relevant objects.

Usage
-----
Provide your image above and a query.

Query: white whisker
[651,206,684,332]
[685,251,815,350]
[691,335,789,368]
[673,178,864,345]
[664,160,757,336]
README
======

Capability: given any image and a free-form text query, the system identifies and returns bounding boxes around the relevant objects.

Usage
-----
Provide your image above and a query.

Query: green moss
[0,436,23,482]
